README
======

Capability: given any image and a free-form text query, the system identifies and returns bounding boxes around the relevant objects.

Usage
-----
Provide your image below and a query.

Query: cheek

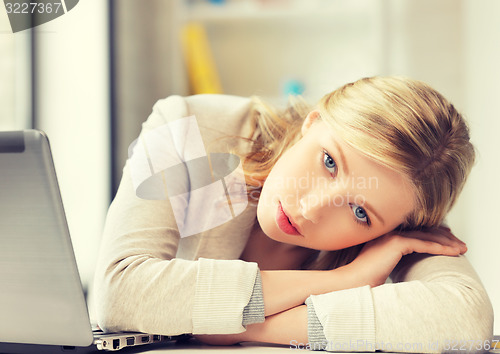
[256,172,285,229]
[264,153,301,194]
[312,216,386,251]
[256,195,273,238]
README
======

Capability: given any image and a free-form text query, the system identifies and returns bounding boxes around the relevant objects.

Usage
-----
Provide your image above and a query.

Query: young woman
[93,76,493,352]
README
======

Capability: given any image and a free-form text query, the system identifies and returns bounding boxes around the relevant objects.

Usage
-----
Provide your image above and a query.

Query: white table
[125,336,500,354]
[121,338,370,354]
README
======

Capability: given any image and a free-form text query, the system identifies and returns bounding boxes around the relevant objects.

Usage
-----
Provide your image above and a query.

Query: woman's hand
[343,226,467,288]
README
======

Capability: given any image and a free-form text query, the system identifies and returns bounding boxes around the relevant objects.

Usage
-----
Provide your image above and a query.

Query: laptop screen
[0,130,93,346]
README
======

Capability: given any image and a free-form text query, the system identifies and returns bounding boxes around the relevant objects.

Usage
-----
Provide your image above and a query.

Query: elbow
[93,269,129,333]
[460,282,494,343]
[437,280,494,353]
[92,256,148,333]
[93,284,127,333]
[94,300,123,333]
[460,296,494,352]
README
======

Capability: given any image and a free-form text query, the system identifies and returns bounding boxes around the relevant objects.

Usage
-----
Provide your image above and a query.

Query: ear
[301,110,321,136]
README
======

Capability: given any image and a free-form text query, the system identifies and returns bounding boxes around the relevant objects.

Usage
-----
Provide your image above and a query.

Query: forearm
[260,267,357,316]
[376,255,494,352]
[244,305,309,345]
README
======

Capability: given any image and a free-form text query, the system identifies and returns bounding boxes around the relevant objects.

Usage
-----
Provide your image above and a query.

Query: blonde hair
[319,76,475,230]
[240,95,309,193]
[238,76,475,270]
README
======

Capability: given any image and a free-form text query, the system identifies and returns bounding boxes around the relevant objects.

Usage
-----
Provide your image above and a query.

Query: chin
[255,211,282,241]
[256,209,274,238]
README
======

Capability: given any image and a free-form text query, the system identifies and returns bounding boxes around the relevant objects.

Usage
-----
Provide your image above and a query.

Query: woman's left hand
[344,225,467,288]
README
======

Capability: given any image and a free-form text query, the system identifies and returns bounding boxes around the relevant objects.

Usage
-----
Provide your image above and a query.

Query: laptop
[0,130,185,353]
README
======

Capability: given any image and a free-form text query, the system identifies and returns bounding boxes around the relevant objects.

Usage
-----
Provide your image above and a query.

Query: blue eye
[351,204,368,224]
[323,150,337,175]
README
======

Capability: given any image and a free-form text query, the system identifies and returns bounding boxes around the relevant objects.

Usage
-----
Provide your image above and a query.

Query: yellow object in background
[494,338,500,349]
[181,22,223,94]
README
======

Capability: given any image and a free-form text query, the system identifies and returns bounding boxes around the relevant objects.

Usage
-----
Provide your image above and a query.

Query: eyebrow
[332,140,385,226]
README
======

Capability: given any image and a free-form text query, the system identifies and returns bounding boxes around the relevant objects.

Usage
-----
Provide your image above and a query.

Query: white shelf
[170,0,384,101]
[179,0,367,22]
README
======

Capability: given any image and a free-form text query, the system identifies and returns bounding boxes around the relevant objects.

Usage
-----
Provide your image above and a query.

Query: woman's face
[257,111,416,251]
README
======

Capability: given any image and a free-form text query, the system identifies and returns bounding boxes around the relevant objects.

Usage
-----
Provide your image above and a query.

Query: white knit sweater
[93,94,494,353]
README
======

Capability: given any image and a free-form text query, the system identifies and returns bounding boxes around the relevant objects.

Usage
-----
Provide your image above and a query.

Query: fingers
[399,227,467,254]
[435,227,468,253]
[442,228,467,246]
[408,238,463,257]
[386,234,464,258]
[430,228,467,254]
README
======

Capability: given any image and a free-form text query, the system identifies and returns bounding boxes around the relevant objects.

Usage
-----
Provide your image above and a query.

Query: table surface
[1,337,499,354]
[118,336,500,354]
[120,341,330,353]
[114,339,295,353]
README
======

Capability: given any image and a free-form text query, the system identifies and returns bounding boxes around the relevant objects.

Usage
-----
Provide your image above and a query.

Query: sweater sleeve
[93,95,261,336]
[305,254,494,353]
[242,271,265,326]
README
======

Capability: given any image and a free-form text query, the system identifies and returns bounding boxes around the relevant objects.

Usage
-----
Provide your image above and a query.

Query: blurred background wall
[1,0,498,333]
[0,0,109,300]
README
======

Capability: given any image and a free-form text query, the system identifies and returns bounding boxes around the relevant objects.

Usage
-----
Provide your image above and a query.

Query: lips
[276,202,301,236]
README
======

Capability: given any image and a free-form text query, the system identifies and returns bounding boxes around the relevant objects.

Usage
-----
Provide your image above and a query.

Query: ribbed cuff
[308,285,376,352]
[305,297,328,351]
[242,271,265,326]
[192,258,258,334]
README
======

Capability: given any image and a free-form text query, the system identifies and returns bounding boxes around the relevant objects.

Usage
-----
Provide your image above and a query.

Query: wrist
[325,264,364,290]
[260,270,335,316]
[337,261,380,289]
[260,267,363,318]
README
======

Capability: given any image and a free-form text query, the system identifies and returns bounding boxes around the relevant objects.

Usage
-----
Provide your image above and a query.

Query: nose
[299,190,338,224]
[299,197,319,224]
[299,183,352,224]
